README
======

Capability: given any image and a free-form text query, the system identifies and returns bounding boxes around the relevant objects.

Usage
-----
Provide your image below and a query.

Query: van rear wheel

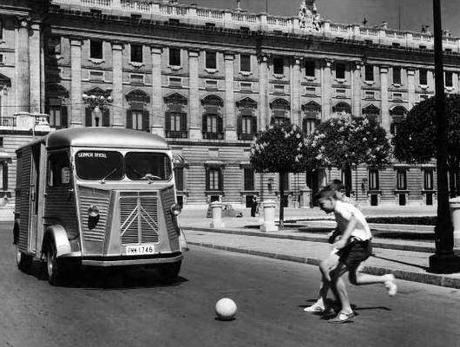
[46,241,62,286]
[158,261,181,281]
[16,246,32,273]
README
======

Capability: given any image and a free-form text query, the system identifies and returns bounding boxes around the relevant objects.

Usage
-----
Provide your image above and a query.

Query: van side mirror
[61,167,71,185]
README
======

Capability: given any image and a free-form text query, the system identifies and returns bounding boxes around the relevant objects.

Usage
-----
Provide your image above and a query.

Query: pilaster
[224,52,236,141]
[352,61,362,117]
[151,46,164,136]
[29,22,41,114]
[291,57,301,125]
[112,42,124,128]
[407,68,416,109]
[321,59,332,120]
[258,54,269,131]
[70,38,83,127]
[380,66,390,132]
[188,49,201,139]
[17,17,29,113]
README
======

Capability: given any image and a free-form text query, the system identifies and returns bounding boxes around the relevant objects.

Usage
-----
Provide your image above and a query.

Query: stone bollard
[260,200,278,232]
[449,197,460,248]
[210,201,225,228]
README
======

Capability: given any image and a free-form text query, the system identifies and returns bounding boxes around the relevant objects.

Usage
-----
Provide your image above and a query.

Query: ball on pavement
[215,298,237,321]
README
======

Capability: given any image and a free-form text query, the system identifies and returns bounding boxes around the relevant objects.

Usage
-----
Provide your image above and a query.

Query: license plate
[125,244,156,255]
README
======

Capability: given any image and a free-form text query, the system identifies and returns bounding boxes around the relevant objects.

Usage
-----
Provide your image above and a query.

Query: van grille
[120,193,159,245]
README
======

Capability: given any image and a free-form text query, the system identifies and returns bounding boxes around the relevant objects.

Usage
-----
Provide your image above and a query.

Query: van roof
[18,128,170,151]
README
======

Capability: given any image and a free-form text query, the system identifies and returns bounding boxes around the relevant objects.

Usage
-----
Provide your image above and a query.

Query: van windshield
[125,152,172,181]
[75,151,124,180]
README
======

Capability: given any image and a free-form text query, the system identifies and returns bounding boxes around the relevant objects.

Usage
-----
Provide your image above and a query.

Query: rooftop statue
[298,0,321,32]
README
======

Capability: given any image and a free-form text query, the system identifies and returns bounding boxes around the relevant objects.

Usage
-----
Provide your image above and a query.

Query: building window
[126,107,149,131]
[445,71,453,87]
[244,168,255,191]
[242,116,252,134]
[396,170,407,190]
[365,91,375,99]
[369,169,379,190]
[240,82,252,90]
[206,80,218,90]
[202,113,223,139]
[419,69,428,85]
[303,118,316,136]
[365,65,374,81]
[169,77,182,87]
[280,174,289,191]
[206,114,217,132]
[424,170,433,190]
[336,89,346,97]
[274,85,284,94]
[130,74,144,85]
[240,54,251,72]
[90,40,103,59]
[206,168,222,190]
[169,48,181,66]
[130,44,143,63]
[305,60,315,77]
[47,36,61,55]
[0,19,3,40]
[393,67,401,84]
[174,167,184,191]
[273,57,284,75]
[336,63,345,79]
[89,71,104,81]
[393,93,403,101]
[305,87,316,95]
[47,99,68,129]
[206,51,217,69]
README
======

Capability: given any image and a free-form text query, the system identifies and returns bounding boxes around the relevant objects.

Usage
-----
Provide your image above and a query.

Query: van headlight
[88,205,100,218]
[170,203,182,216]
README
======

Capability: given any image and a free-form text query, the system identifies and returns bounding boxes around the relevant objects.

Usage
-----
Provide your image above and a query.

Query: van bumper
[60,252,183,267]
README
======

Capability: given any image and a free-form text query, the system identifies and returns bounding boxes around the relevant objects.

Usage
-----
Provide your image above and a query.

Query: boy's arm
[333,214,358,249]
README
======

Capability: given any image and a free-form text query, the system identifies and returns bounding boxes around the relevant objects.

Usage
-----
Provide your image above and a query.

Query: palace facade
[0,0,460,213]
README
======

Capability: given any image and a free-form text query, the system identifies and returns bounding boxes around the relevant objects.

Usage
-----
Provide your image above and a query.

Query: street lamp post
[429,0,460,273]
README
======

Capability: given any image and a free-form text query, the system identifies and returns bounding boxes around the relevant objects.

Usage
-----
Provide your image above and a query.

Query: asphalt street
[1,227,459,346]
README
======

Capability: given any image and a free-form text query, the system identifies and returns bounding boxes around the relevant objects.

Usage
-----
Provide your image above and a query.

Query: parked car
[206,203,243,218]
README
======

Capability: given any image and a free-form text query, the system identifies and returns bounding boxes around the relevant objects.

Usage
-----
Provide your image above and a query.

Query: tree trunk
[279,172,285,229]
[344,163,352,197]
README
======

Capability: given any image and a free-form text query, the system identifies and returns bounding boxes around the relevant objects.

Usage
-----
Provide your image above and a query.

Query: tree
[304,116,392,195]
[393,94,460,197]
[250,122,307,228]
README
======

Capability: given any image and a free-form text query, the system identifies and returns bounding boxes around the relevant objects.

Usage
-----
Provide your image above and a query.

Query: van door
[29,143,47,253]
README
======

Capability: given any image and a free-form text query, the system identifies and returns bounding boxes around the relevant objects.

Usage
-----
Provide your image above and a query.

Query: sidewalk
[178,206,460,290]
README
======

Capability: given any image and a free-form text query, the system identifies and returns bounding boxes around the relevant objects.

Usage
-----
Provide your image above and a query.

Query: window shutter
[218,169,223,191]
[180,113,187,131]
[202,114,208,133]
[126,110,132,129]
[61,106,68,128]
[165,112,171,131]
[217,115,223,134]
[237,115,242,136]
[85,107,92,127]
[251,116,257,135]
[102,109,110,127]
[2,162,7,191]
[142,110,150,131]
[302,117,308,133]
[205,168,210,190]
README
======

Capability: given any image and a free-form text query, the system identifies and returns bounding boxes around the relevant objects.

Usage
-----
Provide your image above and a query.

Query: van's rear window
[75,151,124,180]
[125,152,172,181]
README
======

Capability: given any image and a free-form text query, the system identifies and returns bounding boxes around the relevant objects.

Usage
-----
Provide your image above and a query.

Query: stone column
[352,61,362,117]
[380,66,390,132]
[151,46,164,136]
[224,52,236,140]
[258,55,268,130]
[112,42,123,128]
[188,49,201,139]
[291,57,301,125]
[17,17,30,113]
[29,22,41,114]
[70,38,83,127]
[407,68,416,109]
[321,59,332,120]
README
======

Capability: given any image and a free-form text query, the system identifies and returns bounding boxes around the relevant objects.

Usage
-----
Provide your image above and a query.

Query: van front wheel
[46,241,62,286]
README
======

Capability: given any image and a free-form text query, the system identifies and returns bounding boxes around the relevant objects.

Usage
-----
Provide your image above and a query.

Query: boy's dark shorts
[337,239,372,271]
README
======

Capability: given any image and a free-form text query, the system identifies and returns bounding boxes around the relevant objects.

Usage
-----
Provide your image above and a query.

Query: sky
[179,0,460,36]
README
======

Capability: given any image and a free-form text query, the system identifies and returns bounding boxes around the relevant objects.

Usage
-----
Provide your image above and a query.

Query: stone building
[0,0,460,212]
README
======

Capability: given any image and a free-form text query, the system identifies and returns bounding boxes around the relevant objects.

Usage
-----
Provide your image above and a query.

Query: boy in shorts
[314,188,397,323]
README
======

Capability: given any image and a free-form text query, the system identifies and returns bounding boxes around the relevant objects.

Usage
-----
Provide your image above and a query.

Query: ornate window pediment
[84,87,112,98]
[362,104,380,114]
[236,97,257,109]
[332,102,351,114]
[0,73,11,87]
[390,105,408,117]
[270,98,290,110]
[126,89,150,104]
[201,94,224,107]
[164,92,187,105]
[46,83,69,98]
[302,100,321,112]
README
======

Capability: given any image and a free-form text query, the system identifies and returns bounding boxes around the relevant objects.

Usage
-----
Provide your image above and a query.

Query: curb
[188,241,460,290]
[182,226,435,253]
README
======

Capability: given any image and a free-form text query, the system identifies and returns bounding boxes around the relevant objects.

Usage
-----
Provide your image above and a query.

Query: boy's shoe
[304,302,325,313]
[384,274,397,296]
[327,311,355,324]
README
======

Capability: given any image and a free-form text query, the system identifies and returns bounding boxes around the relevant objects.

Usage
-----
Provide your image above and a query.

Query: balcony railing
[0,117,16,127]
[202,132,224,140]
[0,113,51,132]
[165,130,188,139]
[237,133,255,141]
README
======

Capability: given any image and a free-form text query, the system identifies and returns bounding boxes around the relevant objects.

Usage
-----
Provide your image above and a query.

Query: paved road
[1,233,459,346]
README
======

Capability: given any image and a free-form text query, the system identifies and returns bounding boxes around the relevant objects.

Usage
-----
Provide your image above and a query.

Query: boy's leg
[330,262,353,314]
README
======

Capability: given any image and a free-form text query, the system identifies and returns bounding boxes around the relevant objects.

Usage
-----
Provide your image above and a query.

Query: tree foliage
[304,116,392,169]
[250,122,307,173]
[392,94,460,165]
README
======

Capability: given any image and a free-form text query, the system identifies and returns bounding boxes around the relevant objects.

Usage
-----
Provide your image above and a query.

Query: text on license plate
[126,244,156,255]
